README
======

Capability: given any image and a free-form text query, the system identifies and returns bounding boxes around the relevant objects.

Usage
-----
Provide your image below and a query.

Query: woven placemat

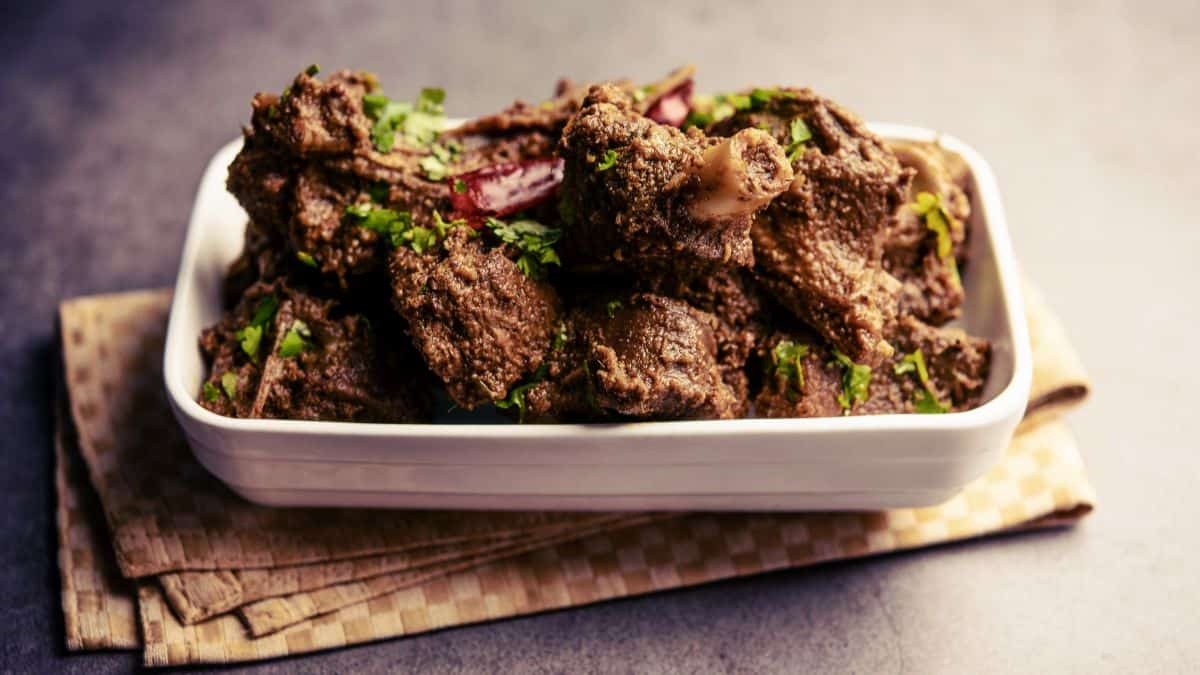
[54,283,1094,666]
[58,290,636,579]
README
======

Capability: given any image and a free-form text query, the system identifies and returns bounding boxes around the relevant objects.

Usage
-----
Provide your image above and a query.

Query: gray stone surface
[1,1,1196,672]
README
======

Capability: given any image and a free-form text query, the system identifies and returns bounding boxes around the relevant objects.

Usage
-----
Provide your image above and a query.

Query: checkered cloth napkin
[55,282,1092,666]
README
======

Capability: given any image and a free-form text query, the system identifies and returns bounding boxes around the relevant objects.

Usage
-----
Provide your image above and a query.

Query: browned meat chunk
[389,228,561,410]
[709,88,911,366]
[557,84,792,269]
[198,281,431,422]
[581,294,738,420]
[634,265,764,415]
[883,141,971,324]
[753,328,847,419]
[520,294,740,422]
[226,68,452,289]
[754,315,989,418]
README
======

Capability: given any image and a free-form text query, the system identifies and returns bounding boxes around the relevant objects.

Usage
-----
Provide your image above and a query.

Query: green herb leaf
[234,293,279,362]
[894,349,949,413]
[346,203,468,254]
[249,294,280,327]
[235,324,263,361]
[551,321,569,350]
[914,388,950,414]
[910,191,959,260]
[278,320,312,358]
[220,371,238,399]
[362,86,447,152]
[605,299,622,318]
[484,217,562,280]
[203,381,221,402]
[494,362,550,424]
[683,109,714,129]
[829,349,872,412]
[304,63,320,77]
[749,87,795,109]
[452,178,467,193]
[786,117,812,162]
[296,251,317,268]
[595,149,619,172]
[420,141,461,181]
[769,340,810,401]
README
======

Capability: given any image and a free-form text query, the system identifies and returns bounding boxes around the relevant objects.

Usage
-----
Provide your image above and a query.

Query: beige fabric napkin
[55,282,1094,666]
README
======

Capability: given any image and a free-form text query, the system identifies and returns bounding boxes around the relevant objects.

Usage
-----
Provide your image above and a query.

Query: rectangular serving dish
[163,123,1031,512]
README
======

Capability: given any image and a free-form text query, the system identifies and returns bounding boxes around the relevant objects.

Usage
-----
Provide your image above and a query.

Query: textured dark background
[2,1,1197,672]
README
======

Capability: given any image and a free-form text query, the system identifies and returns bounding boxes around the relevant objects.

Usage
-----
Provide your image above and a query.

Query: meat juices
[202,65,992,424]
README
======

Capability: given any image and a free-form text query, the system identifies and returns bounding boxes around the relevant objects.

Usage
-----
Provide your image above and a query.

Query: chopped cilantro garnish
[296,251,317,268]
[452,178,467,194]
[235,324,263,362]
[249,293,279,326]
[346,202,470,254]
[829,349,871,412]
[769,340,810,401]
[894,349,949,414]
[595,149,619,172]
[605,299,622,318]
[484,217,562,280]
[910,192,960,260]
[551,321,569,350]
[235,293,279,362]
[420,141,461,181]
[362,86,447,153]
[683,109,714,129]
[493,380,537,422]
[785,117,812,162]
[203,381,221,402]
[277,320,312,358]
[220,371,238,399]
[749,87,796,109]
[914,388,950,414]
[494,361,551,423]
[304,63,320,77]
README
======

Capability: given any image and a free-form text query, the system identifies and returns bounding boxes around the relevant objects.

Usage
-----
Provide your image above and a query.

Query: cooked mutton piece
[633,264,765,416]
[389,227,562,410]
[708,88,911,367]
[198,280,432,422]
[227,68,453,289]
[754,315,990,419]
[557,83,793,269]
[518,293,740,422]
[884,140,972,325]
[581,294,739,420]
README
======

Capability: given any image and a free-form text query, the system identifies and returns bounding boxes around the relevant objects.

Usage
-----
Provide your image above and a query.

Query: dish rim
[163,122,1032,442]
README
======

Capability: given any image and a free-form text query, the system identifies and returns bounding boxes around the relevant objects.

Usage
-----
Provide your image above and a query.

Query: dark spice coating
[580,294,738,420]
[633,265,764,416]
[199,281,432,422]
[557,84,791,269]
[884,141,971,324]
[389,228,561,410]
[710,88,912,367]
[753,315,989,418]
[204,66,993,425]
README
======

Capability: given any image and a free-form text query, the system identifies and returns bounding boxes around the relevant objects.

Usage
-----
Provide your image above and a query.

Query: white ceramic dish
[163,123,1031,512]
